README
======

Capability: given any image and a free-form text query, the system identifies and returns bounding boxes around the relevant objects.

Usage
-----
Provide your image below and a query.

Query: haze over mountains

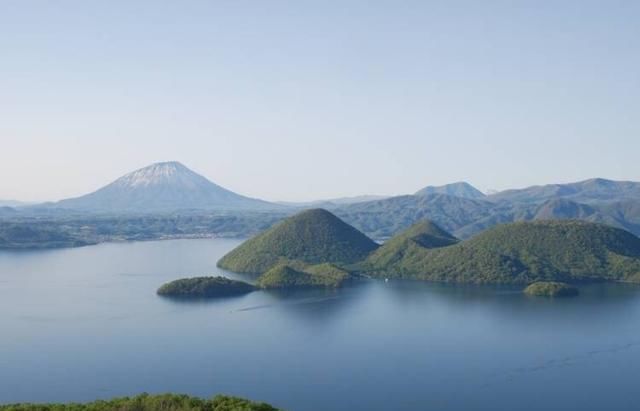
[0,200,30,207]
[333,179,640,240]
[276,195,390,208]
[486,178,640,204]
[3,161,640,249]
[17,161,640,218]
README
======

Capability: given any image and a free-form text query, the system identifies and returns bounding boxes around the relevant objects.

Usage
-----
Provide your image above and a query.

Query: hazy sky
[1,1,639,202]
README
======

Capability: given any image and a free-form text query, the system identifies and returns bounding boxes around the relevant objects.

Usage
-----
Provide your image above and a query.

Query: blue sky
[1,1,639,202]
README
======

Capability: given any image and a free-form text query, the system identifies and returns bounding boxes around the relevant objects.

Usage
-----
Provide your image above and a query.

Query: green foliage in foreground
[218,209,378,274]
[0,393,280,411]
[524,281,579,297]
[362,220,640,285]
[157,276,255,298]
[256,261,351,289]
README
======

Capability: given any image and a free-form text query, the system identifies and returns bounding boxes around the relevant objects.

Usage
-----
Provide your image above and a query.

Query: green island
[157,276,256,298]
[213,209,640,289]
[364,220,459,269]
[524,281,579,297]
[361,219,640,284]
[217,209,378,274]
[213,208,377,289]
[257,262,352,289]
[0,393,280,411]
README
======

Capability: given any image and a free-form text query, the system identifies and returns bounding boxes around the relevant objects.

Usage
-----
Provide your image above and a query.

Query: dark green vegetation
[365,220,458,270]
[524,281,579,297]
[217,209,378,274]
[157,276,255,298]
[362,220,640,285]
[216,209,378,289]
[0,393,280,411]
[256,262,351,289]
[219,209,640,287]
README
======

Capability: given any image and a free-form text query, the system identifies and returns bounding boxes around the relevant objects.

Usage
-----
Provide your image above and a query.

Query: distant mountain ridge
[415,182,486,200]
[333,193,496,239]
[488,178,640,204]
[4,173,640,250]
[0,200,30,207]
[277,195,390,208]
[52,161,279,212]
[333,178,640,240]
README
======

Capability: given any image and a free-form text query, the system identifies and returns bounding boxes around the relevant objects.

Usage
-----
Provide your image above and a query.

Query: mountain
[335,190,640,241]
[597,200,640,234]
[532,198,599,220]
[382,220,458,249]
[451,198,615,239]
[0,200,30,207]
[0,206,17,216]
[277,195,390,208]
[488,178,640,204]
[415,182,486,200]
[53,161,279,212]
[334,193,497,239]
[217,208,379,274]
[365,220,459,270]
[362,220,640,284]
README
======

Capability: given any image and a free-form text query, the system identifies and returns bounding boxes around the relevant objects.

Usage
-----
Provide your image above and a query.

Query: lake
[1,239,640,411]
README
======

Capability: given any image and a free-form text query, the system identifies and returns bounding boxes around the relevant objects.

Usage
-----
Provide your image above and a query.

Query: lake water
[1,239,640,411]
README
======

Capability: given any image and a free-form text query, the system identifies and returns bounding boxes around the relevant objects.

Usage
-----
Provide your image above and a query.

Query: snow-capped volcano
[115,161,192,188]
[54,161,278,212]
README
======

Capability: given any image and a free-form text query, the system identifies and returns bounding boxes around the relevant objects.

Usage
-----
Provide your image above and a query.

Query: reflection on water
[2,239,640,411]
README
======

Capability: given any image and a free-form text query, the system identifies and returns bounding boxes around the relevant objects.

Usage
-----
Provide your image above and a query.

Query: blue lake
[1,239,640,411]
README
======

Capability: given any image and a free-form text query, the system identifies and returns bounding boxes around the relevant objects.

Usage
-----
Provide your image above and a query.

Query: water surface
[1,239,640,410]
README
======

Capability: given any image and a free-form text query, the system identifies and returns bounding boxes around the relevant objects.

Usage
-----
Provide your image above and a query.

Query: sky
[1,1,639,202]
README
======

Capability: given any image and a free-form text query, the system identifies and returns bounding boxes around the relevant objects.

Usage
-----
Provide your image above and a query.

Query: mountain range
[486,178,640,204]
[0,200,30,207]
[3,161,640,248]
[332,179,640,239]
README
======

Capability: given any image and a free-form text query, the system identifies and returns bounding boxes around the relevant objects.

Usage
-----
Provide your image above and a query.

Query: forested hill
[362,220,640,284]
[217,208,378,274]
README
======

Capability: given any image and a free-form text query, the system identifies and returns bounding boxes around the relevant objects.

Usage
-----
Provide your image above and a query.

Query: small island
[257,262,351,289]
[0,393,280,411]
[524,281,579,297]
[157,276,256,298]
